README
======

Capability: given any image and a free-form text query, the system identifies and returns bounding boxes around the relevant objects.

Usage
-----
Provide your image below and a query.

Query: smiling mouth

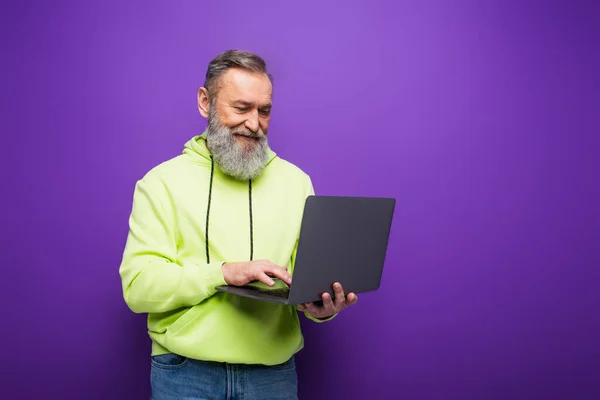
[235,134,260,140]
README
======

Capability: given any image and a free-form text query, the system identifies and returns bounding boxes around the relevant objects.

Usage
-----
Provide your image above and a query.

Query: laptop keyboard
[246,287,290,298]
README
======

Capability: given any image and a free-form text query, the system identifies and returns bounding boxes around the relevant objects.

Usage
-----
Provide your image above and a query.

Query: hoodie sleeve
[294,175,337,323]
[119,176,227,314]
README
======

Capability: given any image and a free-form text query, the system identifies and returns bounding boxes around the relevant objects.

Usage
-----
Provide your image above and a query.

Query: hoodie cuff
[206,261,228,287]
[300,310,337,323]
[184,261,228,292]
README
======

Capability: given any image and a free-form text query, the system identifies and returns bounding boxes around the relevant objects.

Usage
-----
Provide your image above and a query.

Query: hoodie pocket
[166,306,200,336]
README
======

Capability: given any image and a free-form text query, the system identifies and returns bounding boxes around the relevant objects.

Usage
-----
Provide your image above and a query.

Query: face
[198,68,273,181]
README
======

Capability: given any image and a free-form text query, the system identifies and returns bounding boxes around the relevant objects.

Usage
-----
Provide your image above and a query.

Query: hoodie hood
[182,130,277,166]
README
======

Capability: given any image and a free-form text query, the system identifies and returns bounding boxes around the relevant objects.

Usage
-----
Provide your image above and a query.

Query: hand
[297,282,358,319]
[222,259,292,287]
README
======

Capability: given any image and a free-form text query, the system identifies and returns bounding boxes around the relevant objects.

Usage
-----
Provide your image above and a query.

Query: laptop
[215,195,396,305]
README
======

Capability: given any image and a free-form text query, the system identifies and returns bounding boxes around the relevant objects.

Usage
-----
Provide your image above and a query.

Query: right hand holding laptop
[222,260,292,287]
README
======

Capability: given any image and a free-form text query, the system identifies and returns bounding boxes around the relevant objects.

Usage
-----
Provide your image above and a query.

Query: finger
[304,302,321,316]
[263,260,288,269]
[322,292,334,311]
[333,282,346,308]
[296,304,307,312]
[347,293,358,305]
[267,265,293,285]
[267,261,287,270]
[258,272,275,286]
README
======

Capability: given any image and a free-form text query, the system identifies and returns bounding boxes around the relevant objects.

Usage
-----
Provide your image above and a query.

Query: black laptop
[215,195,396,305]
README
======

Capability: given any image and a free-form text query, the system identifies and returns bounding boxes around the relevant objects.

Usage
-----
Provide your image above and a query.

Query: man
[119,50,357,400]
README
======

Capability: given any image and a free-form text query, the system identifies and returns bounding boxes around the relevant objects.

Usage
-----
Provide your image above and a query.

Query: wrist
[221,262,232,284]
[221,262,242,285]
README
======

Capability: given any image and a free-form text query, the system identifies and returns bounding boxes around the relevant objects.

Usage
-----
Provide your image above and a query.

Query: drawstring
[205,156,254,264]
[249,179,254,261]
[206,156,215,263]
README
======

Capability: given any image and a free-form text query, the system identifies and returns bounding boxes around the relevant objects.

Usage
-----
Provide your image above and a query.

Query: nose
[244,110,260,133]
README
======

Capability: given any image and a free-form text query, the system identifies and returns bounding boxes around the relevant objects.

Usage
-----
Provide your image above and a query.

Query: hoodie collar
[182,130,277,166]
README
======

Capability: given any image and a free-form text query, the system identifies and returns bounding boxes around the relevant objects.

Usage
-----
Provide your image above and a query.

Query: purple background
[2,1,599,399]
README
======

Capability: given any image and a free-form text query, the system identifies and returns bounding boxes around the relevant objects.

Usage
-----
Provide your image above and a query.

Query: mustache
[231,127,266,139]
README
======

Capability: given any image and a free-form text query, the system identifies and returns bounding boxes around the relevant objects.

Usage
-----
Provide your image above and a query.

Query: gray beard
[205,108,270,181]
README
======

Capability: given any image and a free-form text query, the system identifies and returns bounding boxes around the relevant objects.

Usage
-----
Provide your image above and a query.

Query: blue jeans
[150,353,298,400]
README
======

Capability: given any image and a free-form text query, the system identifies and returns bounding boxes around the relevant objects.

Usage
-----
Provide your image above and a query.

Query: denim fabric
[150,353,298,400]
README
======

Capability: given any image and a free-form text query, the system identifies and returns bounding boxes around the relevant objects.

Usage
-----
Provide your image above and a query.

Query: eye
[259,108,271,116]
[234,107,249,113]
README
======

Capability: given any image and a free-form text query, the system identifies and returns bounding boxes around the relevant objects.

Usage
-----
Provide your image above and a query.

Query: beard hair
[205,105,270,181]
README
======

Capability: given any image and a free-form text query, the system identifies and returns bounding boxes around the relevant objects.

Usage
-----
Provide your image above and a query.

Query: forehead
[217,68,272,104]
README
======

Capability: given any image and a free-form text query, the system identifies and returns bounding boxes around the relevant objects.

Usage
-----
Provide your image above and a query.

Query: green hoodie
[119,133,331,366]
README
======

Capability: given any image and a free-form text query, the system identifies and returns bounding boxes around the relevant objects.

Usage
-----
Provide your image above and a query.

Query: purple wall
[3,1,599,399]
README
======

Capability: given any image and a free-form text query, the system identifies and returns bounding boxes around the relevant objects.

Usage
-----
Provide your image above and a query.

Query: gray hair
[204,50,273,98]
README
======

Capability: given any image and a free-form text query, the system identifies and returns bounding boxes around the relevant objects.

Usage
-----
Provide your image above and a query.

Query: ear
[197,87,210,118]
